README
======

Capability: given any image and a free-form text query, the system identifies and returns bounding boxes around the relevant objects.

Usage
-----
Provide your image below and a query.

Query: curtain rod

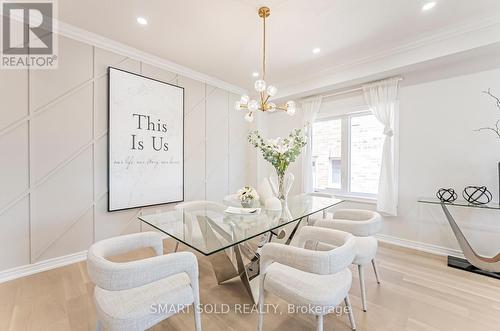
[301,76,403,101]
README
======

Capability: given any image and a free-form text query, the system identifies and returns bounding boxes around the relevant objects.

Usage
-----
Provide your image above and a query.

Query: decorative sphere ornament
[244,112,254,123]
[462,186,492,205]
[267,85,278,97]
[265,197,282,211]
[240,94,250,104]
[436,188,457,203]
[254,79,266,92]
[248,99,259,112]
[234,101,243,110]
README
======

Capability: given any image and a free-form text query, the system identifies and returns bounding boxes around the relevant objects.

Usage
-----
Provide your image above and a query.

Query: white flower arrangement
[237,186,260,203]
[248,128,307,177]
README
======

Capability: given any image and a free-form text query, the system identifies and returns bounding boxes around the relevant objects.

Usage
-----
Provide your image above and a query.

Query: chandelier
[235,6,296,122]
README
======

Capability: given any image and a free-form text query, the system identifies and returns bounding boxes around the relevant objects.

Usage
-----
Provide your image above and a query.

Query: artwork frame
[107,66,184,212]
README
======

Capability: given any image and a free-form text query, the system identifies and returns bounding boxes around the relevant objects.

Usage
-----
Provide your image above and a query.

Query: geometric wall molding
[0,31,252,273]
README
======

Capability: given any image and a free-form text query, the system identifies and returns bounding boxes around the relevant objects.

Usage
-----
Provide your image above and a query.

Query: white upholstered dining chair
[314,209,382,312]
[258,226,357,331]
[87,232,202,331]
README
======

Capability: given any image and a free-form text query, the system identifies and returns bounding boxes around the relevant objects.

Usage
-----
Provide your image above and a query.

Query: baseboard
[0,234,463,284]
[376,233,464,258]
[0,231,169,284]
[0,250,87,284]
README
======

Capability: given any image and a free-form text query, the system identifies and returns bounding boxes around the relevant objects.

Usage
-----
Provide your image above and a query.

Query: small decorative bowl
[241,199,254,208]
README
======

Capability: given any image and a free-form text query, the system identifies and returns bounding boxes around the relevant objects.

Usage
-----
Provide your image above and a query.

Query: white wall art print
[108,67,184,211]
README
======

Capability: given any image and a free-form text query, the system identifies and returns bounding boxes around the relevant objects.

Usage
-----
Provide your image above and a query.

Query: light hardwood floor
[1,241,499,331]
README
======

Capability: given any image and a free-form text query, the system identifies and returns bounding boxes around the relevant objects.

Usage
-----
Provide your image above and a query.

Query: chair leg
[174,241,180,252]
[358,265,367,312]
[344,295,356,331]
[371,259,381,284]
[316,314,323,331]
[95,320,103,331]
[193,302,202,331]
[258,276,265,331]
[191,280,202,331]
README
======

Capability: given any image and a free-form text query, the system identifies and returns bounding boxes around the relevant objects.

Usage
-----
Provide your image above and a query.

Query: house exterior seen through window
[312,111,383,197]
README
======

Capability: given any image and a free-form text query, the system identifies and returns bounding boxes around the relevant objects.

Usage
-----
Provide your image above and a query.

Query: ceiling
[58,0,500,92]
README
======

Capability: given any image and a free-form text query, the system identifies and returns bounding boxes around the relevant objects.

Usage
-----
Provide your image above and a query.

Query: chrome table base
[204,217,308,303]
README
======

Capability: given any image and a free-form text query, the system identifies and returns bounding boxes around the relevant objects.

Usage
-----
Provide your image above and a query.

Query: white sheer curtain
[363,78,400,216]
[300,96,323,193]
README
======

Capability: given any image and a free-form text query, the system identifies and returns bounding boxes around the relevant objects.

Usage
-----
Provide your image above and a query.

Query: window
[329,158,341,189]
[311,118,341,190]
[311,112,384,197]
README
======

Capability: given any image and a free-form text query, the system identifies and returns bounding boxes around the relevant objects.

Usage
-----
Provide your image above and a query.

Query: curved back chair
[314,208,381,312]
[258,226,357,331]
[87,232,201,331]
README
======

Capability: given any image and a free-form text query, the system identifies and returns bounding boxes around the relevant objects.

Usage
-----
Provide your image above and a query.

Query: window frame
[312,110,381,200]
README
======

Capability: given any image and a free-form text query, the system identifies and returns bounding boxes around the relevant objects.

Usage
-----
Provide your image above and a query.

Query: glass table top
[139,194,343,256]
[418,198,500,210]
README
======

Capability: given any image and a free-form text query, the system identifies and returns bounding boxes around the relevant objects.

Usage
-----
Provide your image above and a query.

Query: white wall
[0,34,250,272]
[256,66,500,256]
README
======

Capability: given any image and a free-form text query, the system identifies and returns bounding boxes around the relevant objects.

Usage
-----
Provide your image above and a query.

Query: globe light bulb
[240,94,250,104]
[248,99,259,112]
[245,112,254,122]
[267,102,276,112]
[234,101,243,110]
[254,79,266,92]
[267,85,278,97]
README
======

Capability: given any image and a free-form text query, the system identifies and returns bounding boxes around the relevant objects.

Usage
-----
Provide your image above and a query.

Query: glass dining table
[139,194,343,303]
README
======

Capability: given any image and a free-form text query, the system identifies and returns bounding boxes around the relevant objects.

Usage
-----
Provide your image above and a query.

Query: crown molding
[277,13,500,100]
[55,20,247,95]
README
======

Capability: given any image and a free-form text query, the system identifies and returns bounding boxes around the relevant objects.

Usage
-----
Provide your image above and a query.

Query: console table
[419,198,500,279]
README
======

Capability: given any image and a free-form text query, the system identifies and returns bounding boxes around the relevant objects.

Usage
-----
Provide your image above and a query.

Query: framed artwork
[107,67,184,212]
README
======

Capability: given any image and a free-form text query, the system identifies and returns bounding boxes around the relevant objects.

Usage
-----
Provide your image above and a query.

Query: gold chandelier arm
[263,94,270,104]
[263,13,266,81]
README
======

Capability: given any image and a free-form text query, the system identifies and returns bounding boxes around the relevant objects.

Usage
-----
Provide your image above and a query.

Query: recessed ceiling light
[252,72,259,77]
[312,48,321,54]
[422,2,436,11]
[137,17,148,25]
